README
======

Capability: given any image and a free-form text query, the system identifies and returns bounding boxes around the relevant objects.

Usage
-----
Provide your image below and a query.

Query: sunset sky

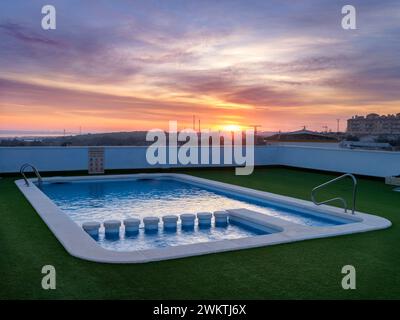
[0,0,399,133]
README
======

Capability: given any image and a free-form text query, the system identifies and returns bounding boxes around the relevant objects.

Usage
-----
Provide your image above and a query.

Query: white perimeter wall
[0,145,399,177]
[275,146,400,178]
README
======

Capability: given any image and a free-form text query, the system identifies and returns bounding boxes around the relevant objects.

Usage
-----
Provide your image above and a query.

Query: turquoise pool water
[39,177,350,251]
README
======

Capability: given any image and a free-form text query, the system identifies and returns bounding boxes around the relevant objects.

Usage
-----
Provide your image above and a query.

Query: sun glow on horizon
[220,124,244,132]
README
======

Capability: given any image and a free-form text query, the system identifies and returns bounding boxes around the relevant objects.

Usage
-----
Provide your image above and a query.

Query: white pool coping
[15,173,391,263]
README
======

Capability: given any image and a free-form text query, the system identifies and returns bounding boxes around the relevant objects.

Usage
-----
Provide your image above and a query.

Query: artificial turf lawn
[0,167,399,299]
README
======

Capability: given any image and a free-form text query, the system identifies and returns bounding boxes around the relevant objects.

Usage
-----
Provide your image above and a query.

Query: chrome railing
[311,173,357,214]
[20,163,42,187]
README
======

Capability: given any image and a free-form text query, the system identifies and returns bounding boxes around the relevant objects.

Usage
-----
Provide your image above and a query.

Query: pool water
[40,178,348,226]
[39,178,350,251]
[97,221,267,251]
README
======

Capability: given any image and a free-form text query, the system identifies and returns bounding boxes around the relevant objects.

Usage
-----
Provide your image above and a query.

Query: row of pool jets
[82,211,230,238]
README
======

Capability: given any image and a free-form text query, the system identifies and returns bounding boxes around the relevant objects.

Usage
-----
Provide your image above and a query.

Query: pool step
[81,211,230,239]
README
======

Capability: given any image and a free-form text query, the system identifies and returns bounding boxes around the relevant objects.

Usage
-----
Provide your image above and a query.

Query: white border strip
[15,173,391,263]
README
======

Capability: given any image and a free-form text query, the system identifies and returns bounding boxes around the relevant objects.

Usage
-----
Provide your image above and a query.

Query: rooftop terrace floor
[1,167,399,299]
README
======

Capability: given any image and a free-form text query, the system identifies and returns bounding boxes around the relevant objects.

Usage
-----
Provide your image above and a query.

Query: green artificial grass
[0,167,399,299]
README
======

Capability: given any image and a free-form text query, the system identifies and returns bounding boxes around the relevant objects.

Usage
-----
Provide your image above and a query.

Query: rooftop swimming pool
[39,177,349,251]
[39,178,348,227]
[16,173,391,263]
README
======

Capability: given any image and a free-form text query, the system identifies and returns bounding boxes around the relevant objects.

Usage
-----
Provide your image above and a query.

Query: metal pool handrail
[20,163,42,187]
[311,173,357,214]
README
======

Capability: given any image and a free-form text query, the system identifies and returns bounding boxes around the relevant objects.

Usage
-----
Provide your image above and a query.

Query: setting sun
[220,124,243,132]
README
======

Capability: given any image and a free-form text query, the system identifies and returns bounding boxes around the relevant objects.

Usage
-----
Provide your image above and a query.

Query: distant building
[266,128,338,142]
[347,113,400,135]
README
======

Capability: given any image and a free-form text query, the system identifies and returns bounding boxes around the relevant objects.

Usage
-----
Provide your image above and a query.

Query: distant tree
[389,137,400,146]
[375,135,390,143]
[345,135,359,141]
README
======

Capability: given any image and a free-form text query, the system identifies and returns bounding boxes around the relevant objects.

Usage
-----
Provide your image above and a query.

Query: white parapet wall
[0,147,89,173]
[0,146,279,173]
[275,145,400,178]
[0,145,399,177]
